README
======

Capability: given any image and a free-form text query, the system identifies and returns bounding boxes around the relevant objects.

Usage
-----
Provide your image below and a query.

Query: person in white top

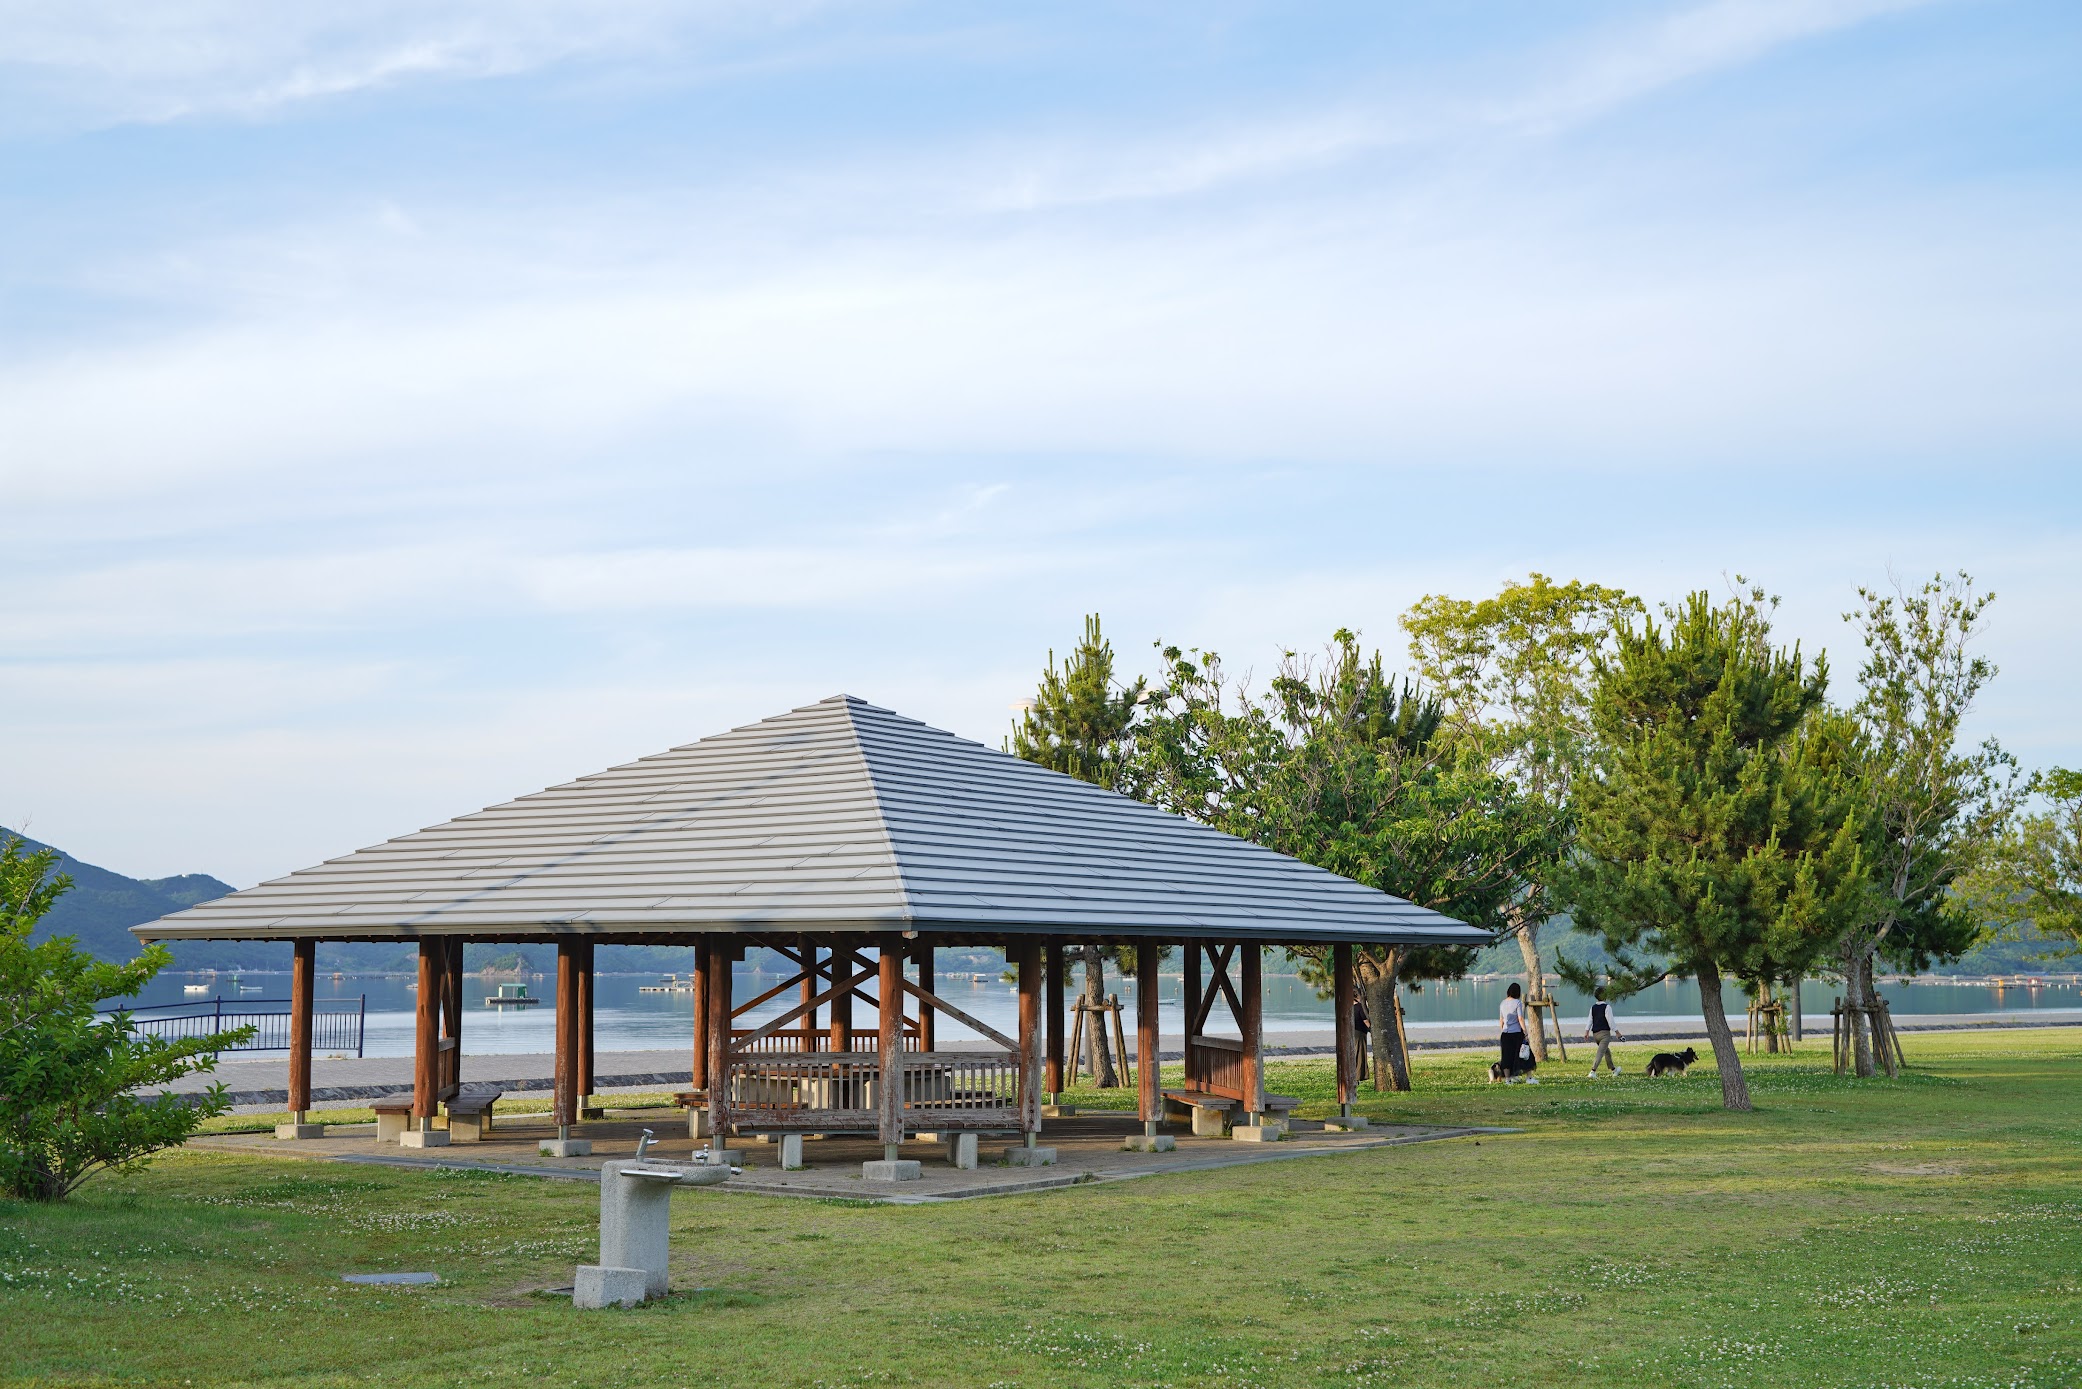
[1498,982,1538,1084]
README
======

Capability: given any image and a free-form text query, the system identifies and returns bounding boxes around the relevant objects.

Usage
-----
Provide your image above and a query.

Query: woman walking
[1500,982,1538,1084]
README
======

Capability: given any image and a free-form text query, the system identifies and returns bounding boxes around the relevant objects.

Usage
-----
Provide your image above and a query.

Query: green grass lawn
[5,1031,2079,1388]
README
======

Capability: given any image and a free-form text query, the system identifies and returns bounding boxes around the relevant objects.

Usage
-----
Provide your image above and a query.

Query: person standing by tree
[1009,614,1145,1086]
[1556,587,1870,1112]
[1583,987,1622,1077]
[1499,981,1537,1083]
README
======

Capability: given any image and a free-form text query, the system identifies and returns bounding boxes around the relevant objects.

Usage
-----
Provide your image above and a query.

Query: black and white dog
[1645,1046,1699,1078]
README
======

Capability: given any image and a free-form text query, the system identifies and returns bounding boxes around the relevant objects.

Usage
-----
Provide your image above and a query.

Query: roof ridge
[835,699,915,921]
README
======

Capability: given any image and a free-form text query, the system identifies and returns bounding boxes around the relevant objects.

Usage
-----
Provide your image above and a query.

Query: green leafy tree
[1403,574,1640,1056]
[1556,590,1871,1111]
[1130,631,1564,1090]
[1,836,249,1201]
[1833,573,2019,1076]
[1008,615,1147,1086]
[1955,768,2082,960]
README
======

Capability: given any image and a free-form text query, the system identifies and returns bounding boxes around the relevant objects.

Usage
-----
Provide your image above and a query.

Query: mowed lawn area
[4,1031,2078,1389]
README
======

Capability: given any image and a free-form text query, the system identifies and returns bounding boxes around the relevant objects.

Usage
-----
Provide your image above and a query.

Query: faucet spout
[635,1128,655,1160]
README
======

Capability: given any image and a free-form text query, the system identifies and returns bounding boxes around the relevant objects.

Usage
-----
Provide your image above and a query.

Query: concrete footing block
[399,1129,450,1149]
[1006,1146,1057,1167]
[687,1110,712,1138]
[1190,1107,1229,1138]
[539,1137,593,1157]
[780,1134,806,1170]
[1232,1123,1284,1142]
[573,1264,648,1310]
[1040,1104,1078,1118]
[1324,1116,1371,1132]
[1124,1134,1176,1152]
[274,1123,325,1140]
[375,1113,408,1144]
[949,1133,979,1170]
[862,1159,922,1182]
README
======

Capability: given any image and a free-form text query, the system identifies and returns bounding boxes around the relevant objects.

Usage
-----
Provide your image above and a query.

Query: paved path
[180,1009,2082,1112]
[190,1110,1512,1203]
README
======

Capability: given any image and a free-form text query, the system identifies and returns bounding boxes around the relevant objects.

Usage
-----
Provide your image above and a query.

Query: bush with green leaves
[1,836,250,1201]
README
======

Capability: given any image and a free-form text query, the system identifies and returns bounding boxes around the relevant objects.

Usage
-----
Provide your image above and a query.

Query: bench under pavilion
[137,696,1486,1170]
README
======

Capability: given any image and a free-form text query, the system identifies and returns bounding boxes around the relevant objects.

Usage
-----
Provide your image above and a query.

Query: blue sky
[3,0,2078,886]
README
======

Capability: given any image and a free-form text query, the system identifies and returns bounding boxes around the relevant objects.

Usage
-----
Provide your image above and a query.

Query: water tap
[635,1128,655,1159]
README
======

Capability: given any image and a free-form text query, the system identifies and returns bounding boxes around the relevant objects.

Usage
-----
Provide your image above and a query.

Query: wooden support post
[914,941,936,1052]
[576,940,595,1109]
[412,940,440,1125]
[1183,941,1203,1091]
[1014,939,1042,1145]
[707,941,732,1154]
[288,939,315,1120]
[799,934,819,1050]
[878,937,904,1161]
[1044,941,1065,1098]
[442,938,463,1103]
[553,942,578,1133]
[829,944,854,1053]
[1137,943,1160,1136]
[1240,941,1265,1121]
[690,939,709,1090]
[1333,942,1354,1116]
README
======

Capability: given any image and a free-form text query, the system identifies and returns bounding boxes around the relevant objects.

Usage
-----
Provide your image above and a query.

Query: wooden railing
[730,1029,910,1055]
[720,1049,1020,1132]
[437,1037,460,1101]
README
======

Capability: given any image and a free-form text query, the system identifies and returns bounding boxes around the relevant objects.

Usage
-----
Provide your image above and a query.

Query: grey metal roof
[136,695,1486,947]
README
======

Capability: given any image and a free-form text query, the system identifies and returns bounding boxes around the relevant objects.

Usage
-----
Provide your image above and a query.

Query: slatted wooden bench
[443,1090,502,1143]
[371,1095,414,1144]
[1162,1089,1302,1136]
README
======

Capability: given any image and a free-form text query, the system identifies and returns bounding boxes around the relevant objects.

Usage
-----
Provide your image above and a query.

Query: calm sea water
[122,966,2082,1059]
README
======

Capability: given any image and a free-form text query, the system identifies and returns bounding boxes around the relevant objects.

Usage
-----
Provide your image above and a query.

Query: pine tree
[1008,615,1145,1085]
[1558,590,1870,1112]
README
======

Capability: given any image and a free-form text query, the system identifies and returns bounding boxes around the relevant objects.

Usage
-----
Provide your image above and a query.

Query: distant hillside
[2,828,264,969]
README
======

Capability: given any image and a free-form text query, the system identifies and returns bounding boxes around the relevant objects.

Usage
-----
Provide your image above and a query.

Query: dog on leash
[1488,1061,1510,1083]
[1645,1046,1698,1078]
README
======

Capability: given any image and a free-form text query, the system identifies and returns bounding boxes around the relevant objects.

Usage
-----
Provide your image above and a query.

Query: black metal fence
[99,997,366,1057]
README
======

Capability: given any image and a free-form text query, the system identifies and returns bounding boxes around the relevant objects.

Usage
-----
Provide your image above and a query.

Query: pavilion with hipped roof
[137,696,1486,1175]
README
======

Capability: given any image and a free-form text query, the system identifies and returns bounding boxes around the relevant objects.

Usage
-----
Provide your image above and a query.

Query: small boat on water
[183,984,210,994]
[639,973,695,994]
[484,982,541,1007]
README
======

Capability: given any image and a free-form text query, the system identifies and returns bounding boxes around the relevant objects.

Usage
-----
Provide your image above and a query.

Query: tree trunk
[1695,959,1753,1112]
[1514,920,1547,1062]
[1841,940,1876,1078]
[1081,945,1119,1088]
[1362,960,1410,1092]
[1788,975,1803,1043]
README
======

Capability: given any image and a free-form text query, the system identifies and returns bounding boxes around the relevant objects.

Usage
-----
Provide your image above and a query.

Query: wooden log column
[1333,942,1355,1116]
[287,939,315,1122]
[412,940,441,1126]
[1014,939,1042,1146]
[706,942,732,1155]
[553,941,579,1135]
[1044,942,1065,1100]
[1136,942,1161,1137]
[799,934,819,1051]
[1182,941,1203,1091]
[576,940,595,1110]
[1240,941,1266,1122]
[878,937,905,1162]
[829,945,854,1053]
[689,938,709,1092]
[913,941,936,1052]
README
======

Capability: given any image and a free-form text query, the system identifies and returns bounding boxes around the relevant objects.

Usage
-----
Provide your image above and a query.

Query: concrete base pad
[779,1134,806,1171]
[573,1264,647,1309]
[862,1159,923,1181]
[539,1137,593,1157]
[274,1123,325,1140]
[1324,1116,1371,1132]
[1006,1146,1058,1166]
[1189,1107,1229,1138]
[1124,1134,1176,1152]
[1041,1105,1078,1117]
[949,1133,979,1170]
[687,1111,712,1138]
[399,1129,450,1149]
[1232,1123,1285,1142]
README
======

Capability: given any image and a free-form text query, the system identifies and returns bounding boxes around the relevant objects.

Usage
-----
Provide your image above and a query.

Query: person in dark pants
[1584,988,1624,1077]
[1500,981,1538,1084]
[1353,998,1371,1081]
